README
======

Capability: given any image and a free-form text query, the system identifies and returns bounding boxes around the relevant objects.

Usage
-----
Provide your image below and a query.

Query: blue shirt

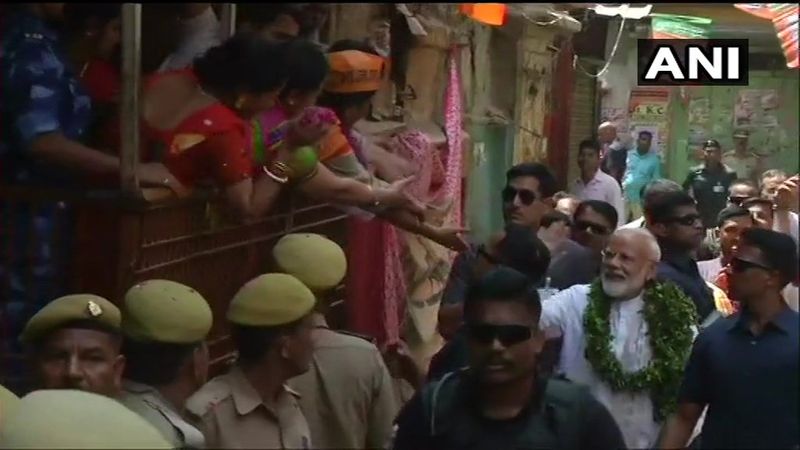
[621,149,661,203]
[679,307,799,449]
[657,250,715,322]
[1,11,92,185]
[0,11,88,393]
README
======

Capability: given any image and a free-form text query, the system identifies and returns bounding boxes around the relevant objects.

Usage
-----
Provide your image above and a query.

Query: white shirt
[159,6,222,72]
[774,210,799,245]
[540,284,699,449]
[619,216,644,230]
[697,257,722,283]
[571,170,625,228]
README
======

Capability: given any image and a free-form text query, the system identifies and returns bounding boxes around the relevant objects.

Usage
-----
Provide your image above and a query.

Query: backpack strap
[542,378,589,450]
[422,369,464,436]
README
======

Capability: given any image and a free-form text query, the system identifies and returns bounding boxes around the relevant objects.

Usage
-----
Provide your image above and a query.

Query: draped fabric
[383,132,450,358]
[345,48,465,347]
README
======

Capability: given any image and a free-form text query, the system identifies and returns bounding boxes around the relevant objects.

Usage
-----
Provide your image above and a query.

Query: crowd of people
[1,3,799,450]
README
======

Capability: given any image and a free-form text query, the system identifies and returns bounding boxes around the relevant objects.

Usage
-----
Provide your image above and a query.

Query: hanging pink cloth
[443,48,465,229]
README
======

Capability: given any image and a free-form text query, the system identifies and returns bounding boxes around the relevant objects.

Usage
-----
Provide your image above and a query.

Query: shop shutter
[566,68,597,184]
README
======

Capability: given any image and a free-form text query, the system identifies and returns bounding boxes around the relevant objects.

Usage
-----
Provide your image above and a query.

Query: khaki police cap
[0,389,171,449]
[122,280,213,344]
[227,273,316,327]
[0,385,20,429]
[273,233,347,293]
[20,294,121,344]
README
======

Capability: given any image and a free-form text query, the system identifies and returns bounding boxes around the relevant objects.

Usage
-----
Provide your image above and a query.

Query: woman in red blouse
[141,33,422,220]
[66,4,125,156]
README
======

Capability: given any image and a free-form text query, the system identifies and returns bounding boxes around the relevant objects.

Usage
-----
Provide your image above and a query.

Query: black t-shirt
[546,239,599,290]
[392,377,627,450]
[682,165,737,228]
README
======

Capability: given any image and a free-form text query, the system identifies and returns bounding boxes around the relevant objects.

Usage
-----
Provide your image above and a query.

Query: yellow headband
[325,50,388,94]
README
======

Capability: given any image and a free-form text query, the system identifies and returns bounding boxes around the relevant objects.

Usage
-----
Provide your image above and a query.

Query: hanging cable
[506,4,570,27]
[574,16,627,78]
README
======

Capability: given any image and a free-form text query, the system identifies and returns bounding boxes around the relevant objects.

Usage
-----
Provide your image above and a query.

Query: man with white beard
[540,228,698,448]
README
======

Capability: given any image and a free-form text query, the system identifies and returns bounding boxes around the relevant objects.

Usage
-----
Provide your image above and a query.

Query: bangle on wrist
[262,164,289,184]
[369,185,382,208]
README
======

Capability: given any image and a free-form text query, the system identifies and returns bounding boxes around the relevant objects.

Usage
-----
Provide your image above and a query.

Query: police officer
[118,280,212,449]
[186,273,315,449]
[0,389,171,449]
[391,267,626,450]
[274,233,399,449]
[0,385,19,429]
[684,139,738,229]
[20,294,125,397]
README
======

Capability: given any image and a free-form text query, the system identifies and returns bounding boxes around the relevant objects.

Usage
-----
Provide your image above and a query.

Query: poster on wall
[688,97,711,125]
[600,107,629,133]
[629,125,661,156]
[687,97,711,162]
[734,89,779,129]
[629,89,670,159]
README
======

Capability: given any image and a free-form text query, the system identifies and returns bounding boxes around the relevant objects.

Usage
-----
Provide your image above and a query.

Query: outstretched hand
[381,340,424,389]
[137,162,191,198]
[379,176,426,217]
[430,226,470,252]
[775,174,799,211]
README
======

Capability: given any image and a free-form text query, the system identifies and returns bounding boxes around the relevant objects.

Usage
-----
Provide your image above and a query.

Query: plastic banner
[734,4,775,20]
[770,4,799,69]
[734,4,798,69]
[650,13,713,39]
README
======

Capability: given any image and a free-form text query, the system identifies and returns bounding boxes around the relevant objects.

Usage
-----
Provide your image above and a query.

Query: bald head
[597,122,617,144]
[600,228,660,300]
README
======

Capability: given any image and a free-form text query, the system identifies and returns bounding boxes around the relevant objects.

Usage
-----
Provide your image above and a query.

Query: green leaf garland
[584,279,697,420]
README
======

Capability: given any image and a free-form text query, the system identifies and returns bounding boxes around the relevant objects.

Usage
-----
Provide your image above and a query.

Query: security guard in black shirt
[391,267,626,450]
[683,140,738,229]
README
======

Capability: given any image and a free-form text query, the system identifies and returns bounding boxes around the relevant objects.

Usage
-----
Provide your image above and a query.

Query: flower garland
[584,279,697,420]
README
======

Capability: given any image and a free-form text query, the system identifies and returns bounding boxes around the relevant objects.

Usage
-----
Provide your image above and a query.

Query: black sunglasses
[665,213,702,226]
[502,186,537,206]
[574,220,610,236]
[466,323,533,347]
[730,257,773,273]
[728,196,750,206]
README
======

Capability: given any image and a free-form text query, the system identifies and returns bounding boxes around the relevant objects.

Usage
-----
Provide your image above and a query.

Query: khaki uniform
[722,150,760,181]
[0,389,171,449]
[0,384,20,428]
[186,367,311,449]
[119,380,206,449]
[288,319,399,449]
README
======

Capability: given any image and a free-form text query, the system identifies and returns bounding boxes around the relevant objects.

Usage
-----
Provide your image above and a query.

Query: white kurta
[540,284,697,448]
